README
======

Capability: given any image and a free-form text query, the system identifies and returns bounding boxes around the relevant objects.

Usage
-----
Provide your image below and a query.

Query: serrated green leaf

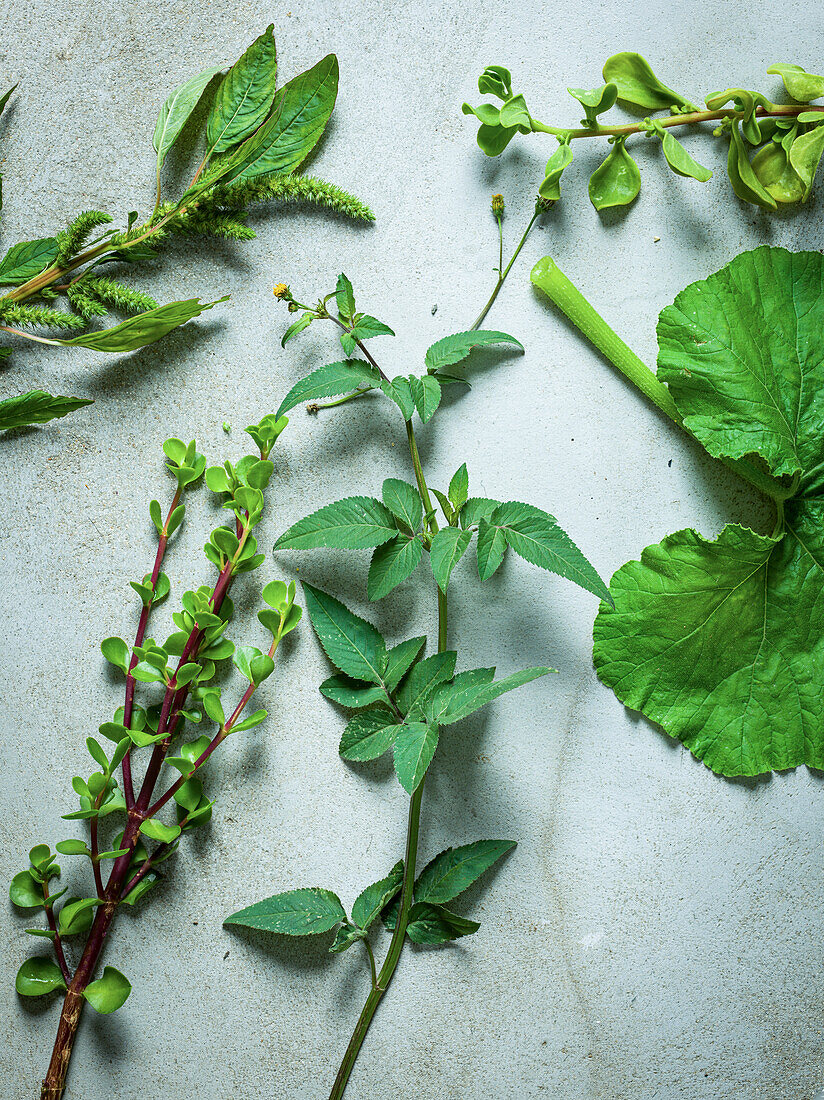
[409,374,442,423]
[224,887,346,934]
[405,902,480,944]
[206,25,277,155]
[414,839,516,904]
[55,298,226,352]
[302,583,386,683]
[352,861,404,930]
[595,245,824,776]
[381,478,423,531]
[383,636,426,691]
[16,958,66,997]
[428,666,553,726]
[222,54,338,182]
[487,501,611,602]
[276,496,398,551]
[320,674,387,709]
[0,390,93,430]
[448,464,469,510]
[424,330,523,372]
[0,237,59,285]
[460,497,502,529]
[329,923,366,953]
[380,376,415,420]
[339,709,398,761]
[398,651,457,718]
[393,722,438,793]
[83,966,131,1013]
[368,535,423,600]
[476,517,507,580]
[153,65,223,174]
[429,527,472,592]
[276,360,379,418]
[335,272,356,320]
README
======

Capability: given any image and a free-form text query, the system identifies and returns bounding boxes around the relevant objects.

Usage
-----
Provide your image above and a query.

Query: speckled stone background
[2,1,824,1097]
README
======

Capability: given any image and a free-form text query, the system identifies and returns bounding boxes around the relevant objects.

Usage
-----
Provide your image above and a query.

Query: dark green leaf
[224,887,346,934]
[368,536,423,600]
[380,375,415,420]
[320,674,387,709]
[424,330,523,372]
[397,651,457,718]
[427,666,553,726]
[460,497,501,529]
[153,66,224,174]
[56,298,227,352]
[276,360,379,417]
[383,636,426,691]
[476,517,507,580]
[414,839,516,904]
[223,54,339,181]
[339,708,398,761]
[352,861,404,930]
[0,237,58,285]
[488,501,611,602]
[329,923,365,953]
[206,25,277,155]
[0,390,93,430]
[409,374,442,423]
[302,583,386,683]
[405,902,480,944]
[276,496,398,551]
[429,527,472,592]
[382,478,423,531]
[393,722,438,793]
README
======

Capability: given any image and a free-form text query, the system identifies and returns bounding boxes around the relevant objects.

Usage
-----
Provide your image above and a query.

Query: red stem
[42,885,71,986]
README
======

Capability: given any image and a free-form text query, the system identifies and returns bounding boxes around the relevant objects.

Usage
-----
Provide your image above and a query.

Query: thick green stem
[530,254,795,503]
[328,421,446,1100]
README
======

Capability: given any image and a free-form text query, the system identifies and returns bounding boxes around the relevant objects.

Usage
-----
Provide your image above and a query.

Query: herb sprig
[11,416,301,1099]
[0,26,372,433]
[464,53,824,211]
[225,244,612,1096]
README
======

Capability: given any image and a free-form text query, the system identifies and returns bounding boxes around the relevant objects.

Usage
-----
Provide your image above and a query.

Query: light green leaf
[276,496,398,551]
[352,861,404,930]
[595,245,824,776]
[58,897,98,936]
[0,237,58,285]
[397,651,457,717]
[414,839,516,904]
[139,819,181,844]
[767,62,824,103]
[393,722,438,793]
[568,82,617,124]
[405,902,479,944]
[0,390,93,430]
[368,536,423,600]
[382,478,423,531]
[302,583,386,683]
[424,330,523,372]
[588,138,641,210]
[726,123,777,210]
[222,54,338,182]
[83,966,131,1013]
[224,887,346,934]
[339,709,398,761]
[426,666,553,726]
[384,637,427,691]
[660,131,713,182]
[429,527,472,592]
[539,141,574,201]
[153,66,223,174]
[789,124,824,198]
[10,870,43,909]
[448,464,469,511]
[751,140,805,204]
[476,517,507,580]
[487,501,611,601]
[16,958,66,997]
[101,636,130,674]
[276,360,379,418]
[206,25,277,155]
[409,374,442,423]
[56,298,226,352]
[602,52,694,111]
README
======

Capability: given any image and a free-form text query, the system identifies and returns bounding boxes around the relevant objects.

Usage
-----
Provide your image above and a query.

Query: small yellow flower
[491,193,504,215]
[273,283,290,300]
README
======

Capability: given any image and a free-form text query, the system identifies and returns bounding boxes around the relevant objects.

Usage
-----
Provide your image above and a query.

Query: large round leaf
[595,247,824,776]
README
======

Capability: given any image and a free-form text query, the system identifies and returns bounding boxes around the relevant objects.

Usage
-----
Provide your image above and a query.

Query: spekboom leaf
[594,246,824,776]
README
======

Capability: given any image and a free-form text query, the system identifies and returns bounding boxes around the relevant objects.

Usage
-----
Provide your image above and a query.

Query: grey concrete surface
[2,1,824,1097]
